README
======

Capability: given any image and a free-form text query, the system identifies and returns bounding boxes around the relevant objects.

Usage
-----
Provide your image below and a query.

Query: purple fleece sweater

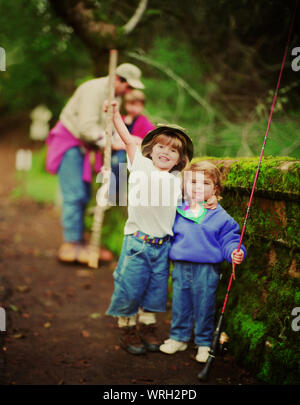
[169,203,247,264]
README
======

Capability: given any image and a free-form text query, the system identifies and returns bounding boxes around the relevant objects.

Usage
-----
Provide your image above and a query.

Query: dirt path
[0,140,258,386]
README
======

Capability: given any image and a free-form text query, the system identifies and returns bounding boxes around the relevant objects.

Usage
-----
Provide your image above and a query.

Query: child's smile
[158,154,170,162]
[150,143,180,171]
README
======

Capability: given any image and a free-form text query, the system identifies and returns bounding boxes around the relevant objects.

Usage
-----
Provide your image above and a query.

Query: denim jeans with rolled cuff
[106,234,171,317]
[169,260,221,347]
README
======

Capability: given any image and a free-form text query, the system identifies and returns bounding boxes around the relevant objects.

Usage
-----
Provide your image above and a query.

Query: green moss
[194,156,300,197]
[231,311,267,349]
[257,360,271,381]
[295,291,300,304]
[215,176,300,384]
[226,158,300,195]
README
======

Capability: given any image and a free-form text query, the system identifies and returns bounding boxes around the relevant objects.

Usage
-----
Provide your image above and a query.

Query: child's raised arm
[104,100,137,163]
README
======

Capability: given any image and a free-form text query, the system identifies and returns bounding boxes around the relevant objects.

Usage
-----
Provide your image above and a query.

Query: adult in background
[46,64,145,264]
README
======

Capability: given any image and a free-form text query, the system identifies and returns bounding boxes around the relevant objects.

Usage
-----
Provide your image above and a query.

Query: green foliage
[84,205,127,255]
[232,311,267,351]
[295,290,300,303]
[129,37,300,159]
[13,146,58,202]
[1,2,300,159]
[0,0,92,117]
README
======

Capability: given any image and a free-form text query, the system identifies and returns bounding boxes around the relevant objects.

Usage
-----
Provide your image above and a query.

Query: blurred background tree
[1,0,300,158]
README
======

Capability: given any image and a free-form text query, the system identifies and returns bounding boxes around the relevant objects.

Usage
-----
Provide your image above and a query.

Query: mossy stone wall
[193,156,300,384]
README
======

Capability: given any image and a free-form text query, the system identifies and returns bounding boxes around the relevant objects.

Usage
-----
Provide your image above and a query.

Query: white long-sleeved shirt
[124,148,182,238]
[59,76,116,146]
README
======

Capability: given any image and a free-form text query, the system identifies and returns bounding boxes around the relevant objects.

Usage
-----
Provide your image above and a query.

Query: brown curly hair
[141,129,190,172]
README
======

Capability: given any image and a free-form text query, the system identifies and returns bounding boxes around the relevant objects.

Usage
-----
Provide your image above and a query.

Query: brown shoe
[119,326,147,355]
[77,244,90,264]
[58,242,79,263]
[139,323,161,352]
[77,245,113,264]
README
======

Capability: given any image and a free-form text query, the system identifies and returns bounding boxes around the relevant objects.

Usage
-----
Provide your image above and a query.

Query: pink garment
[45,121,102,183]
[123,115,155,139]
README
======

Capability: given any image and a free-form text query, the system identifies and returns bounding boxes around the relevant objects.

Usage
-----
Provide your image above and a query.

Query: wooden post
[88,49,118,269]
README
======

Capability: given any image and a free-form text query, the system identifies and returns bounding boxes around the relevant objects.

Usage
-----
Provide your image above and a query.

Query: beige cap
[116,63,145,89]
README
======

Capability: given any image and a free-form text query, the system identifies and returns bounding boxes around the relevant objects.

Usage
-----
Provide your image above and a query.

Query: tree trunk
[49,0,117,75]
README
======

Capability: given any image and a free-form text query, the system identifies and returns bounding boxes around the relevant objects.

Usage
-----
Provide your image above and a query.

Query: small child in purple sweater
[160,161,246,362]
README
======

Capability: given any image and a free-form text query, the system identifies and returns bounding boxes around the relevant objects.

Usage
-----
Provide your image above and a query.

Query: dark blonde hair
[141,129,190,172]
[124,90,146,104]
[185,161,223,196]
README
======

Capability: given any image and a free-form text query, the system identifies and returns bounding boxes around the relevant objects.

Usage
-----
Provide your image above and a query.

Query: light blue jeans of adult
[58,146,91,242]
[169,261,221,347]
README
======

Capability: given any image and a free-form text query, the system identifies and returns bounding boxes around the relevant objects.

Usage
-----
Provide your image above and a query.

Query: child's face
[185,171,216,202]
[124,100,144,117]
[150,142,180,171]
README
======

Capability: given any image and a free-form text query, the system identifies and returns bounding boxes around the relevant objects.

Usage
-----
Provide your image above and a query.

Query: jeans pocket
[126,236,145,258]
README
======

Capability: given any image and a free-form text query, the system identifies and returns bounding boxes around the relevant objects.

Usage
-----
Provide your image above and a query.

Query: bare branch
[123,0,148,35]
[127,50,215,116]
[49,0,116,51]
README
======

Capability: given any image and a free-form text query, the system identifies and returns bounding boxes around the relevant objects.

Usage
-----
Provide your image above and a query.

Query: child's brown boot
[119,326,147,355]
[138,310,160,352]
[139,323,161,352]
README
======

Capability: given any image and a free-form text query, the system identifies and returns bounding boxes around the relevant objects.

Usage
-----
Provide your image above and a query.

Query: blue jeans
[58,146,91,242]
[106,234,171,317]
[169,261,220,346]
